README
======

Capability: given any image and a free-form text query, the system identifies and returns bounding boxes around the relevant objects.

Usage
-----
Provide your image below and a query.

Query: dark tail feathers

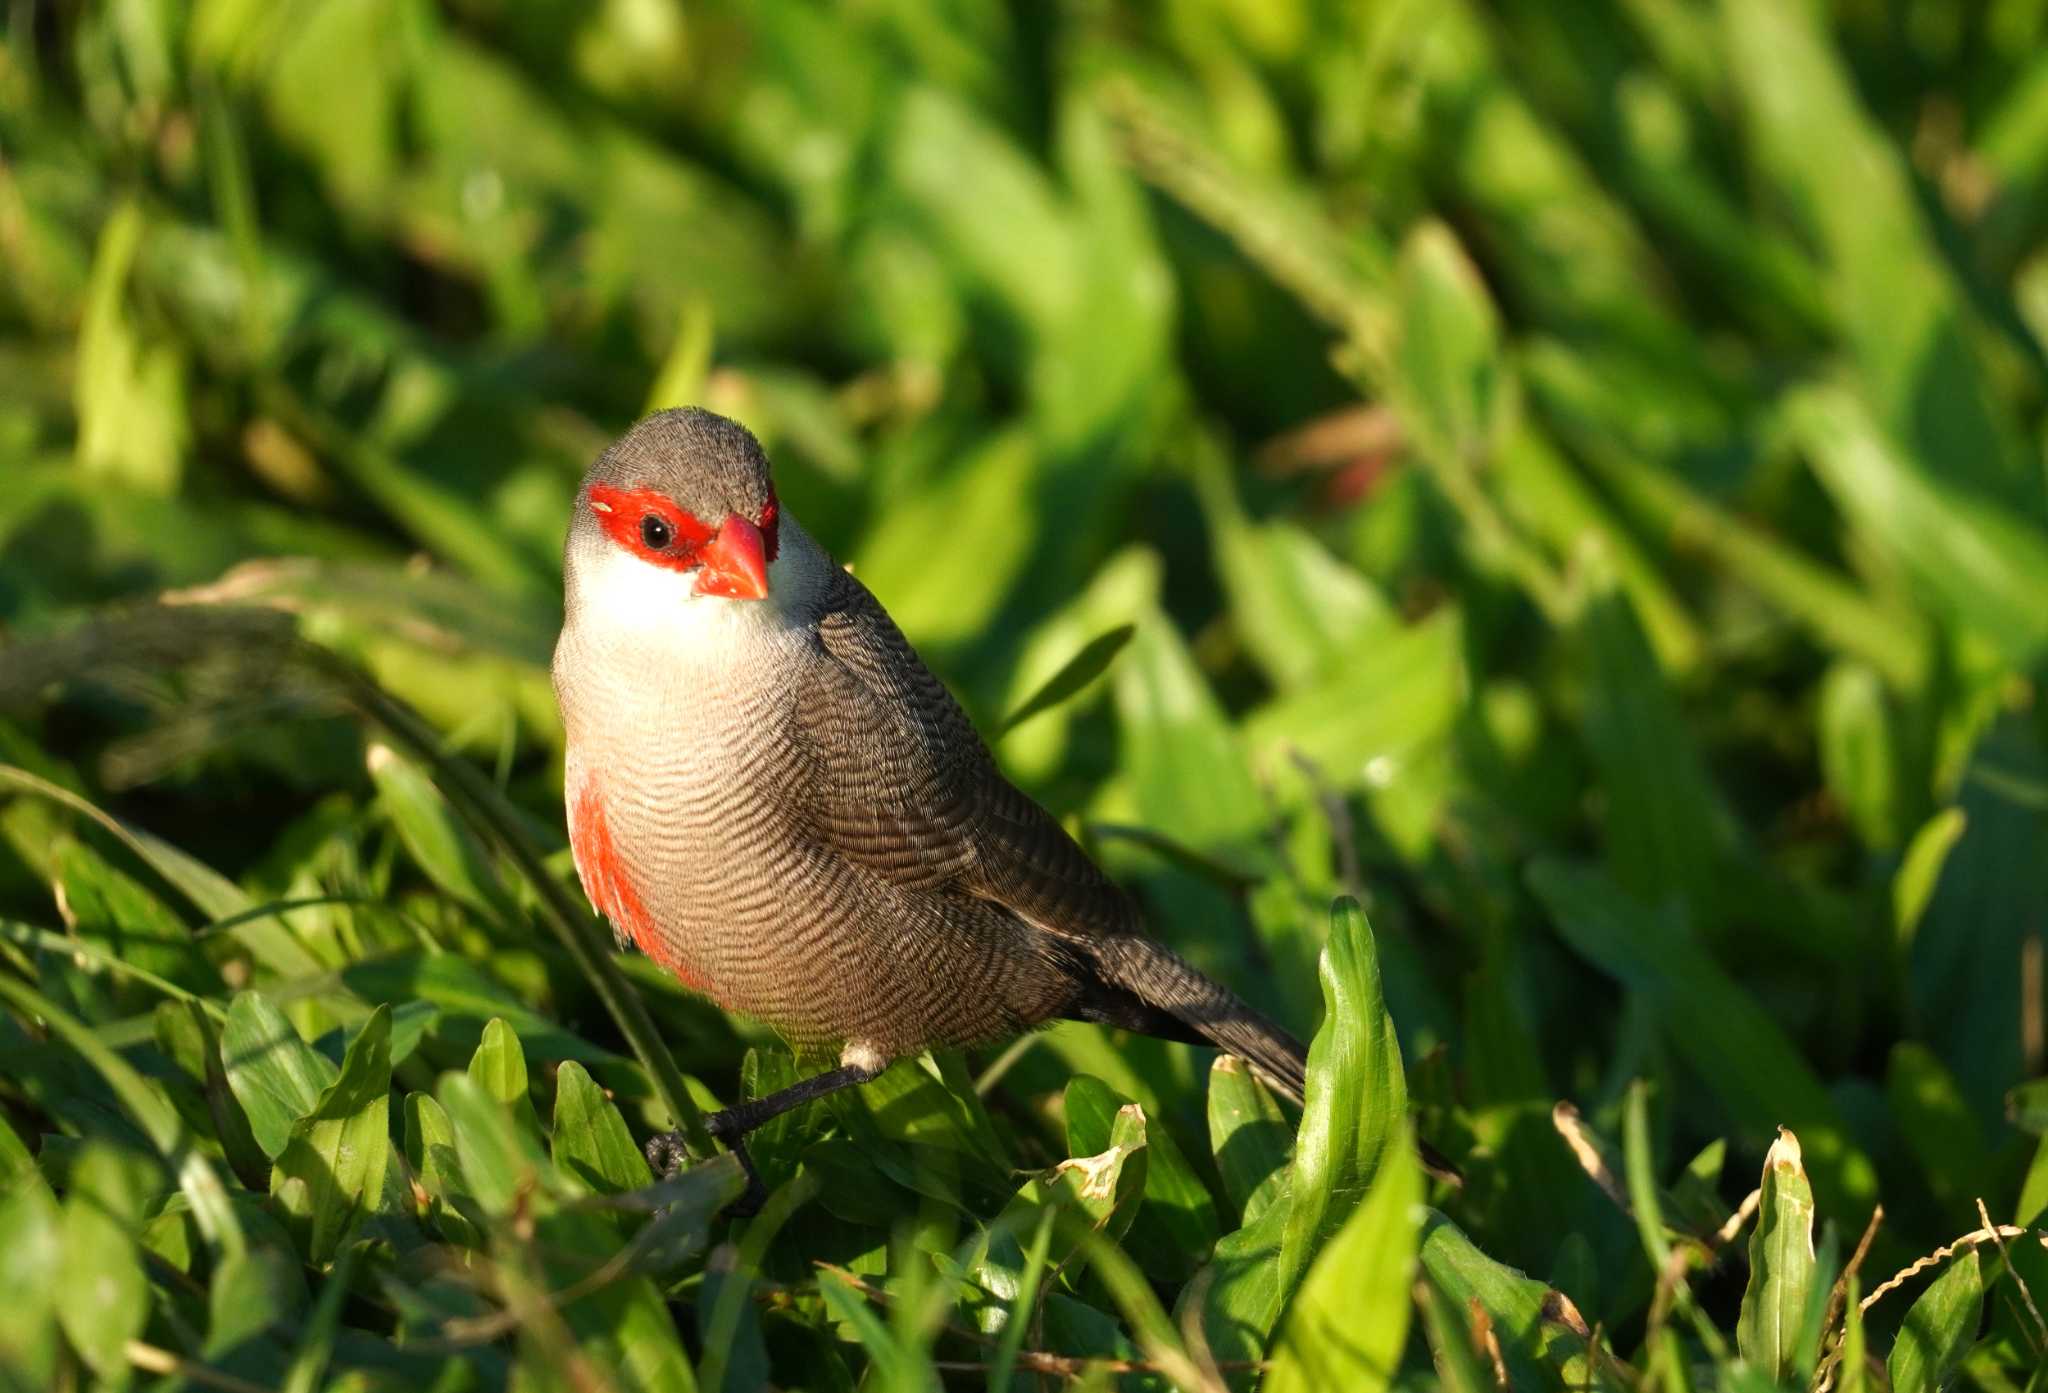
[1077,934,1462,1185]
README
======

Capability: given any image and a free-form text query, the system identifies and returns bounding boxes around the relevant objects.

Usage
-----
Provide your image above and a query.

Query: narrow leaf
[1266,1127,1420,1393]
[997,624,1133,735]
[1208,1053,1290,1225]
[1737,1129,1818,1381]
[1281,896,1406,1294]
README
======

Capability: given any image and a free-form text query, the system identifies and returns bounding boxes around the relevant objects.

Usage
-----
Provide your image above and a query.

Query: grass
[4,1,2048,1390]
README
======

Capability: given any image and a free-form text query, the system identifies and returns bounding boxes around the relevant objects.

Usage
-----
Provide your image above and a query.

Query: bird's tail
[1087,934,1462,1184]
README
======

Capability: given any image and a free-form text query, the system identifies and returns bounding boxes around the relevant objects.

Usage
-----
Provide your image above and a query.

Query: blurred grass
[5,1,2048,1389]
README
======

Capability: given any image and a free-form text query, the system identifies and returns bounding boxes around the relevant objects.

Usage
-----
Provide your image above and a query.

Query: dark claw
[642,1125,767,1218]
[644,1129,691,1179]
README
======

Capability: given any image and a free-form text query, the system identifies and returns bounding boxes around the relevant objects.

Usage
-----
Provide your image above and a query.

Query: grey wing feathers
[793,573,1381,1146]
[796,569,1142,938]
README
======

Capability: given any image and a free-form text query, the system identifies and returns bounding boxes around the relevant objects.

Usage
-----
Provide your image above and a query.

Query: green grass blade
[1266,1126,1419,1393]
[0,974,245,1255]
[1736,1130,1818,1382]
[1280,896,1406,1295]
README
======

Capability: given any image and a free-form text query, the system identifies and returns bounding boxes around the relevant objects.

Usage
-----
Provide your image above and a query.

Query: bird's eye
[640,514,673,549]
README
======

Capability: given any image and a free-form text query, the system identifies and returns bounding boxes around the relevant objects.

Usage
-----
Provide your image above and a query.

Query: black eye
[640,514,673,549]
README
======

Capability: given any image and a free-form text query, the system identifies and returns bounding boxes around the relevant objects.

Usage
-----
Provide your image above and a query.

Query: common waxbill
[553,408,1454,1184]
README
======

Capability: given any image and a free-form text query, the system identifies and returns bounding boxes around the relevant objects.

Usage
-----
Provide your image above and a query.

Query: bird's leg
[643,1047,889,1215]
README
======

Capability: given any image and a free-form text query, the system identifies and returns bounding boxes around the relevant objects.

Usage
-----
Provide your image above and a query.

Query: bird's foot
[643,1129,693,1181]
[643,1123,767,1219]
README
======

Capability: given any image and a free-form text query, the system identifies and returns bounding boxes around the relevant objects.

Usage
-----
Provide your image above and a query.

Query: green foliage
[1265,1128,1420,1393]
[6,1,2048,1389]
[271,1003,393,1263]
[1737,1132,1820,1383]
[1888,1252,1984,1393]
[1279,895,1406,1295]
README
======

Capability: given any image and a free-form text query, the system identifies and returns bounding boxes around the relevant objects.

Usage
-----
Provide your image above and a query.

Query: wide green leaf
[1416,1265,1495,1393]
[1111,611,1270,859]
[436,1070,552,1217]
[1418,1211,1601,1389]
[403,1091,481,1249]
[1887,1250,1982,1393]
[552,1059,654,1197]
[1193,441,1390,693]
[0,1180,64,1392]
[223,990,340,1160]
[467,1015,538,1137]
[1065,1075,1218,1279]
[56,1143,152,1375]
[204,1240,305,1376]
[272,1002,393,1263]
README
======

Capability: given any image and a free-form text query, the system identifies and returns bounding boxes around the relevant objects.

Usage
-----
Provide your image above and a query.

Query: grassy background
[5,0,2048,1389]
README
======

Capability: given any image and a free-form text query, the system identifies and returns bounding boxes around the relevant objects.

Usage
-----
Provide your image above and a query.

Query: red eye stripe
[588,485,714,572]
[760,491,780,564]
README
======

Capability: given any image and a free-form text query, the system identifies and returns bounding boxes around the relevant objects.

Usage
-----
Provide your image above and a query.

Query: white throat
[557,514,830,696]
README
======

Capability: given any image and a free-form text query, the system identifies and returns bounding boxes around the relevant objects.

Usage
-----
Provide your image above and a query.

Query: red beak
[695,515,770,600]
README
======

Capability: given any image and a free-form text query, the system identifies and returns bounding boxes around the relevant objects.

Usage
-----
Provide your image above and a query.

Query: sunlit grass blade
[0,764,322,977]
[1265,1126,1419,1393]
[0,974,245,1255]
[1280,896,1406,1295]
[995,623,1134,735]
[1721,0,2034,500]
[1789,385,2048,667]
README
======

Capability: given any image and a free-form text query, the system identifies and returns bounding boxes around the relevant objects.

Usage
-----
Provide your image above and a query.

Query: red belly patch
[568,779,718,1001]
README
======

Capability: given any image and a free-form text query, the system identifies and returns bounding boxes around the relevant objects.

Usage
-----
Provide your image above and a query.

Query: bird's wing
[793,568,1141,939]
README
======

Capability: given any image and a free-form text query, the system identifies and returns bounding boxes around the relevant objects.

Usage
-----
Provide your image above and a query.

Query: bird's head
[566,407,780,606]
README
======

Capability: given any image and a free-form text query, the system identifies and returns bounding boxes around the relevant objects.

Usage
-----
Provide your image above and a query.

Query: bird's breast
[556,609,817,1011]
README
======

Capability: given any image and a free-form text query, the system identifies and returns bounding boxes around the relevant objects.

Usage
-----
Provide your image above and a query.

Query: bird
[551,407,1456,1196]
